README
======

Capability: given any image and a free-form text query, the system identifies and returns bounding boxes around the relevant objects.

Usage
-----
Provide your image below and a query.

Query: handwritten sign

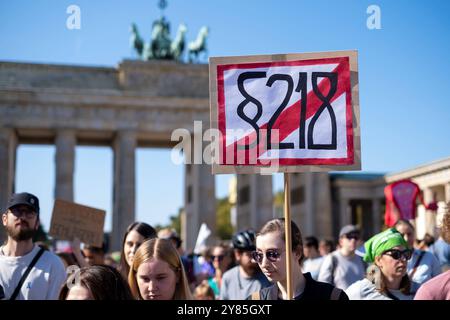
[209,51,361,174]
[49,199,105,247]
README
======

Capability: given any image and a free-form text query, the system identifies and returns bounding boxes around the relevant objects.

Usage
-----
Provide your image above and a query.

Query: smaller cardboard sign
[49,199,105,247]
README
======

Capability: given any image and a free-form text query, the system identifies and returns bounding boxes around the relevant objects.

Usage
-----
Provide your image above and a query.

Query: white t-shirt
[0,245,66,300]
[346,278,414,300]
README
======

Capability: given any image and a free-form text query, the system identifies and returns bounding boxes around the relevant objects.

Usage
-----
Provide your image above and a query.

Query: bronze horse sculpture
[130,20,208,62]
[188,26,209,63]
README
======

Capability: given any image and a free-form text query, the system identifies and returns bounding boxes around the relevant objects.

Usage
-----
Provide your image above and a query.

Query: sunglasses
[251,249,283,264]
[10,207,37,218]
[212,255,225,262]
[383,249,412,260]
[345,233,360,240]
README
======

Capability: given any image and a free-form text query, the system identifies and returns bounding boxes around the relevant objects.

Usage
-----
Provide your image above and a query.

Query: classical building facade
[274,158,450,242]
[0,60,221,250]
[386,157,450,239]
[254,172,386,241]
[1,60,448,249]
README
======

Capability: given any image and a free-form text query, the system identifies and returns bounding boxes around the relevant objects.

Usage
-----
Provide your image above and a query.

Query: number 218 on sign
[215,55,356,166]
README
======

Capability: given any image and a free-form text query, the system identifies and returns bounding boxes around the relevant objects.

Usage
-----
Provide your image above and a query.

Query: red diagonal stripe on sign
[222,59,351,164]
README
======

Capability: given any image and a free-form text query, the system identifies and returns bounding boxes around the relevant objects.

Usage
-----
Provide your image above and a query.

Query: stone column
[111,131,136,251]
[291,173,332,239]
[290,173,306,234]
[339,197,351,228]
[371,198,382,234]
[54,130,75,201]
[183,163,216,252]
[183,164,193,252]
[423,188,434,205]
[423,187,438,237]
[0,128,17,242]
[250,174,273,230]
[304,173,315,235]
[445,183,450,203]
[314,173,333,239]
[236,174,273,232]
[236,175,251,230]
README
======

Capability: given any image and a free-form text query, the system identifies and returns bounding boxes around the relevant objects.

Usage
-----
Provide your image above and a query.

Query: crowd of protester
[1,192,449,300]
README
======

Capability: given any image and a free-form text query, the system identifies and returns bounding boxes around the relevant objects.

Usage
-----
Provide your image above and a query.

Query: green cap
[363,228,409,263]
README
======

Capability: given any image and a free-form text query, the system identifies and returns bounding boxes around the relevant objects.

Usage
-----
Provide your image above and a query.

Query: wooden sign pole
[284,172,293,299]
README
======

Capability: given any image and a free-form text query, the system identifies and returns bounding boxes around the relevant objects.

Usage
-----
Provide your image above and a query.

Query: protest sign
[209,50,361,299]
[209,50,360,174]
[49,199,105,247]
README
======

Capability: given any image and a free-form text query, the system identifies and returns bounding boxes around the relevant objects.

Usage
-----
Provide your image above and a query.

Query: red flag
[384,180,422,227]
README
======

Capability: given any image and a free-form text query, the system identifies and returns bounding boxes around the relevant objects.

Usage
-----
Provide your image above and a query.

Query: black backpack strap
[9,247,45,300]
[330,253,338,286]
[385,290,400,300]
[330,287,342,300]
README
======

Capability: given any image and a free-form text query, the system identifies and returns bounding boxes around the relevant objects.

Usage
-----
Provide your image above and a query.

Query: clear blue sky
[1,0,449,232]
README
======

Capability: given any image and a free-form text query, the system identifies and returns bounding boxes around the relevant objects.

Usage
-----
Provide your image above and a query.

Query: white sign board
[209,51,360,174]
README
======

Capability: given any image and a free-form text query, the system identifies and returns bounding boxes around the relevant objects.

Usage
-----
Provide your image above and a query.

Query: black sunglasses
[383,249,412,260]
[10,207,37,218]
[251,249,283,264]
[212,255,225,261]
[345,233,360,240]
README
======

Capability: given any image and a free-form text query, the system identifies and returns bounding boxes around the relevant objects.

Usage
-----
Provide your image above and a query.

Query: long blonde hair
[128,238,192,300]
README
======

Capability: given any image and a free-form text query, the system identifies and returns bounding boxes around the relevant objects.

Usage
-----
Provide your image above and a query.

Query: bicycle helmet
[232,229,256,251]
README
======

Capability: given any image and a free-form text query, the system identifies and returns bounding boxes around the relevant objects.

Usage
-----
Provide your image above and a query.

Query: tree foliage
[216,197,233,240]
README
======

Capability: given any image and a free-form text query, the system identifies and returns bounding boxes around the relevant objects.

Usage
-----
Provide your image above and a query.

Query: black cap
[7,192,40,214]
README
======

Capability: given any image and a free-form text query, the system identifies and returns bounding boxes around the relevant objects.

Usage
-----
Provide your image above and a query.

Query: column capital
[0,127,17,142]
[115,130,137,140]
[55,128,76,136]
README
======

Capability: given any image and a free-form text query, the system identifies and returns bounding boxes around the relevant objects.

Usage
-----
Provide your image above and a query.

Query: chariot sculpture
[129,1,208,63]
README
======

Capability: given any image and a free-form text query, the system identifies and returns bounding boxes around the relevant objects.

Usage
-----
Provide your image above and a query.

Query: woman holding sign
[128,238,192,300]
[249,218,348,300]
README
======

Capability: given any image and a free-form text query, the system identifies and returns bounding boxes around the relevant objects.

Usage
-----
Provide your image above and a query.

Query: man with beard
[219,230,271,300]
[0,192,66,300]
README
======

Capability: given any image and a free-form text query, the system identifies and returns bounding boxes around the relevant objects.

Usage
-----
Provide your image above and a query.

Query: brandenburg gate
[0,60,273,250]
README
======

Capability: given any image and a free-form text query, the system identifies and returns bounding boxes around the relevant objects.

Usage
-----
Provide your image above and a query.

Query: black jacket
[248,272,349,300]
